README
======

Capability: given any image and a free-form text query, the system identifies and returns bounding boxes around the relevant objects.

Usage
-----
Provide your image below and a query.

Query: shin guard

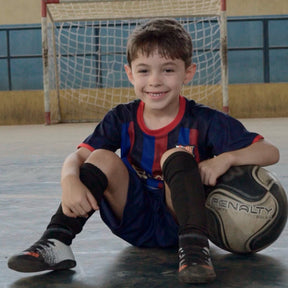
[162,151,207,236]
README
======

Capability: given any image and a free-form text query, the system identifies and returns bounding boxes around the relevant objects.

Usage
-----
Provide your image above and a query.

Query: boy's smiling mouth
[146,91,168,98]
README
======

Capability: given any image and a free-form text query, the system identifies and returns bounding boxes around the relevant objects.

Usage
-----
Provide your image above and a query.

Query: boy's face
[125,50,196,114]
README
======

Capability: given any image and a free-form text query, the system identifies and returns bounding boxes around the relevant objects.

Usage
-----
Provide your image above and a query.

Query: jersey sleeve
[206,111,263,156]
[78,108,122,152]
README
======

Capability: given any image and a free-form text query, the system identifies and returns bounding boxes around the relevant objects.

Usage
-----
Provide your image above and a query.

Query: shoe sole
[8,257,76,273]
[178,265,216,284]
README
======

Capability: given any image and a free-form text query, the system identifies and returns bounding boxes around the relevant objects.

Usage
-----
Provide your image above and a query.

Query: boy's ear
[124,64,134,85]
[183,63,196,85]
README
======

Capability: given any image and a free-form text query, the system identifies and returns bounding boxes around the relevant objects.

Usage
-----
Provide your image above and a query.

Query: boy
[8,18,279,284]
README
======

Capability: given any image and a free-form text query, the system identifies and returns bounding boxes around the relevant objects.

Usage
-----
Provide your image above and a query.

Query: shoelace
[26,239,55,253]
[179,245,210,266]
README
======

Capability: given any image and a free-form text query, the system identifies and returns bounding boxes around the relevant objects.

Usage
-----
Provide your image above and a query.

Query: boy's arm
[198,139,280,186]
[61,147,99,218]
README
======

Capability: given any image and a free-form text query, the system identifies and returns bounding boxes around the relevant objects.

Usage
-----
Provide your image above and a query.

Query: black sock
[179,233,209,249]
[79,162,108,204]
[162,151,207,237]
[43,163,108,245]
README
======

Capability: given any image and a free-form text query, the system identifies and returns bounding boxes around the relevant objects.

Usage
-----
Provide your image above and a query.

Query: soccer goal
[41,0,228,124]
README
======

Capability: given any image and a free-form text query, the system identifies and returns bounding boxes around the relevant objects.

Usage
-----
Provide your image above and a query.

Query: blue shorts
[98,158,179,248]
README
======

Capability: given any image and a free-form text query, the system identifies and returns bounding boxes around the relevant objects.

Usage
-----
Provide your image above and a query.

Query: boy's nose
[149,73,162,86]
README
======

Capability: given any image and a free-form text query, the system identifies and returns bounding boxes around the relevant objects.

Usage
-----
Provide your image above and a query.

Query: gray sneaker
[8,239,76,273]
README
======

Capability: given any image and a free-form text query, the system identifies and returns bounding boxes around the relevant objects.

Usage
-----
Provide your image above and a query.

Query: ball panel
[205,165,288,254]
[214,165,267,201]
[249,179,288,252]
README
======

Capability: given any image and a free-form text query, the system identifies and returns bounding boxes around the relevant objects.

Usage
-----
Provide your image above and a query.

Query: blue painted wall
[0,16,287,91]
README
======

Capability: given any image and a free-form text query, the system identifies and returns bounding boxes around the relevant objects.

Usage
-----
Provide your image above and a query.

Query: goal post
[41,0,228,124]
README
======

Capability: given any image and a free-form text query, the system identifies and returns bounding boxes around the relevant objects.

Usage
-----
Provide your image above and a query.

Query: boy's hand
[198,139,280,186]
[61,175,99,218]
[198,153,232,186]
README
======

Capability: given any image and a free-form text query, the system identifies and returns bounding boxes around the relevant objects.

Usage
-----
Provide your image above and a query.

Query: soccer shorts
[98,157,179,248]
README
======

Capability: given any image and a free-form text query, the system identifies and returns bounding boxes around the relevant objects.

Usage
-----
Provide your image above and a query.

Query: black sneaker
[178,233,216,284]
[8,238,76,273]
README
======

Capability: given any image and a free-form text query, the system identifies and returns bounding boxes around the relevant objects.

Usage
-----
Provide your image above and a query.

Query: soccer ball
[205,165,288,254]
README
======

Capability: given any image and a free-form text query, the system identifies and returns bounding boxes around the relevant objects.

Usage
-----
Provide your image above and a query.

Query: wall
[227,0,288,16]
[0,0,41,25]
[1,0,288,25]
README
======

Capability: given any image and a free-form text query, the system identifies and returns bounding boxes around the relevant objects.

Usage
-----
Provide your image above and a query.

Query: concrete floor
[1,118,288,288]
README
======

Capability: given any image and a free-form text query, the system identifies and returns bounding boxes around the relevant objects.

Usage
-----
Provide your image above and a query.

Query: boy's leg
[161,149,216,284]
[42,161,111,246]
[8,150,129,273]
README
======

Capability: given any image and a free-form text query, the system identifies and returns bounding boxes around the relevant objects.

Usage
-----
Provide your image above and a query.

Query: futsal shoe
[178,233,216,284]
[8,238,76,273]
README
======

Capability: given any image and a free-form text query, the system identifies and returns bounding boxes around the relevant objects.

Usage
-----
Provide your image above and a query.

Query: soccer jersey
[79,95,263,189]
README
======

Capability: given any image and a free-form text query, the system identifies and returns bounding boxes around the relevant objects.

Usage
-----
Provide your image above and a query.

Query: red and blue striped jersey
[79,96,263,188]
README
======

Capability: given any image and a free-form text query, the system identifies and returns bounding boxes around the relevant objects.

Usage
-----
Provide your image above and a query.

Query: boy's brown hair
[126,18,193,68]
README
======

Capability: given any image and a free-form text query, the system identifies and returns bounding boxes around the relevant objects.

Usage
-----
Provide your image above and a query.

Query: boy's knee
[161,148,197,169]
[86,149,116,165]
[161,147,181,168]
[162,150,198,183]
[84,149,129,199]
[86,149,124,176]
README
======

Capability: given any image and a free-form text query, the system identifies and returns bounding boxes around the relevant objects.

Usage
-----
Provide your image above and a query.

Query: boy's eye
[137,69,148,74]
[164,68,175,73]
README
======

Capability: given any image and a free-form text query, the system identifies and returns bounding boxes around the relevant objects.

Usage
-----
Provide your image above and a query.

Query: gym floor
[1,118,288,288]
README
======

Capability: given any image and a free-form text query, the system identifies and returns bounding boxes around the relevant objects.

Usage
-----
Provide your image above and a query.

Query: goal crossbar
[47,0,222,22]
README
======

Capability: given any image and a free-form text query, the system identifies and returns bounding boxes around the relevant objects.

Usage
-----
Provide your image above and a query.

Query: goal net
[41,0,228,124]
